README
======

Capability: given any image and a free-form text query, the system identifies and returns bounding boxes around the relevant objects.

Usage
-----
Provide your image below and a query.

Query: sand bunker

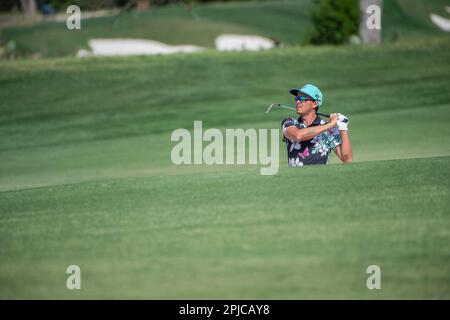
[77,34,276,57]
[215,34,275,51]
[77,39,205,57]
[430,7,450,32]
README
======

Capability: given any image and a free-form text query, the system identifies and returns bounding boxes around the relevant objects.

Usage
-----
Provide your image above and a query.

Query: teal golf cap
[290,84,323,108]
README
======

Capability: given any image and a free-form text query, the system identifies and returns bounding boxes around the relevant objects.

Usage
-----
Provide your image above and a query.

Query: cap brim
[290,89,314,99]
[289,88,300,96]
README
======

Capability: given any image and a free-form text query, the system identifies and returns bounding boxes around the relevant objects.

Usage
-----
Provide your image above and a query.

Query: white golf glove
[337,114,349,131]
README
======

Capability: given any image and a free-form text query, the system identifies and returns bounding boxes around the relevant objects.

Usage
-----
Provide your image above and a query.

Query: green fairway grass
[0,35,449,297]
[0,157,449,299]
[1,0,449,58]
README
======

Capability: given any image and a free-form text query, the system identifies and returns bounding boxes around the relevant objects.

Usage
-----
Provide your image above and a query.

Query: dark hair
[313,101,319,112]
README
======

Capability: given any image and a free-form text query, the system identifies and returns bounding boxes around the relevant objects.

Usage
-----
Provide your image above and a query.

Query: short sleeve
[281,117,298,142]
[281,117,297,136]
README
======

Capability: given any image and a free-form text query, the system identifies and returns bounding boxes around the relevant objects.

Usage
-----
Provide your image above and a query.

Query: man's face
[295,94,317,115]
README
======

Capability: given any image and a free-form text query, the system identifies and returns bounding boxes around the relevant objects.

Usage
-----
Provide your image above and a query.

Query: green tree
[307,0,360,45]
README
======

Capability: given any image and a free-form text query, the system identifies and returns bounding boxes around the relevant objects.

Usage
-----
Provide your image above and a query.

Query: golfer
[281,84,353,166]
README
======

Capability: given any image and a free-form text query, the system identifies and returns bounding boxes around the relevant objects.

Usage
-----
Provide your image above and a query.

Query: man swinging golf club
[281,83,353,166]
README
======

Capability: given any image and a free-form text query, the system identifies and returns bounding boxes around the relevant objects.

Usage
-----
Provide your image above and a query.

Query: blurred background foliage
[2,0,266,12]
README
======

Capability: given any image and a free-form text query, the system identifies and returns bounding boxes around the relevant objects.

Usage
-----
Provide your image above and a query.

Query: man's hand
[337,113,349,131]
[329,113,339,127]
[334,113,352,163]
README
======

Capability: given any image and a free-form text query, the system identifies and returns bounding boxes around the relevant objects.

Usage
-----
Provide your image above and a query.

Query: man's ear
[313,101,319,112]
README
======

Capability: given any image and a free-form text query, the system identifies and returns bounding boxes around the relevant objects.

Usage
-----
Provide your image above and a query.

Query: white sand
[78,39,205,57]
[78,34,276,57]
[215,34,275,51]
[430,13,450,32]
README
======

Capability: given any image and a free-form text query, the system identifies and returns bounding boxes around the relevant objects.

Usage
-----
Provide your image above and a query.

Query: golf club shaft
[267,103,348,123]
[272,104,330,117]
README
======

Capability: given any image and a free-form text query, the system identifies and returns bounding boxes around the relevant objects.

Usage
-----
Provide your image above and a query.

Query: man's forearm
[287,123,334,142]
[339,131,353,162]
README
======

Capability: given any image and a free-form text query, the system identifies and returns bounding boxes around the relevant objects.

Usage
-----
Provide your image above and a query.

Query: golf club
[266,103,348,123]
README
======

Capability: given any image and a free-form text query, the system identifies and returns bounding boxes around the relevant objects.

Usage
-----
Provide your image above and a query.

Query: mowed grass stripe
[0,39,449,153]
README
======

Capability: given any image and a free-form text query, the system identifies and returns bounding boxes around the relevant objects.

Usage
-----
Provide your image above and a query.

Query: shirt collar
[298,115,322,126]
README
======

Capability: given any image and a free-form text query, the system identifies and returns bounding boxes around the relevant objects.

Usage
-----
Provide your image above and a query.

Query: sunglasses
[295,96,315,103]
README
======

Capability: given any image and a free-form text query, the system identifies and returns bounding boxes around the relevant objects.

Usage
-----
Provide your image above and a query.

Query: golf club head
[265,104,275,113]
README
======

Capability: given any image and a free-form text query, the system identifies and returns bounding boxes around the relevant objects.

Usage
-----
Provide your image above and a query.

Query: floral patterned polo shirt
[281,116,341,167]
